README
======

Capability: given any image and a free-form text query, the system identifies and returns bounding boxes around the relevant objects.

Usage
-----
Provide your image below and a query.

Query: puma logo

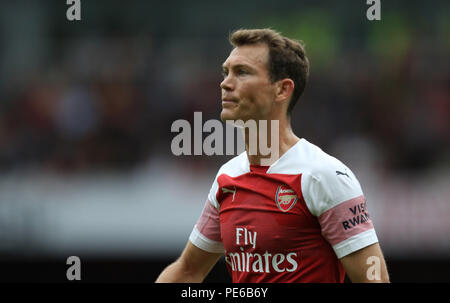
[222,186,236,201]
[336,170,350,178]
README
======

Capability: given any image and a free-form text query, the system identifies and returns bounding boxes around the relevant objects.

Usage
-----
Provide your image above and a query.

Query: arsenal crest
[275,185,298,212]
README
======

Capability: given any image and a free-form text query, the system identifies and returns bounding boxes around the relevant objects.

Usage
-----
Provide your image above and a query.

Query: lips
[222,97,238,103]
[222,100,238,109]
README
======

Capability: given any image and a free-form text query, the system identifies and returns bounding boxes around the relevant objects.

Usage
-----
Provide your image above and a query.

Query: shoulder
[300,139,357,185]
[280,139,364,216]
[216,151,250,178]
[271,138,349,179]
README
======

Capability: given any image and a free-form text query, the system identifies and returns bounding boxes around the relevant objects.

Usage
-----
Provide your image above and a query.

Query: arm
[155,240,223,283]
[339,243,390,283]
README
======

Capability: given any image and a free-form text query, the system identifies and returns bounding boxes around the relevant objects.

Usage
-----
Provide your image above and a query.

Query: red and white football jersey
[189,138,378,283]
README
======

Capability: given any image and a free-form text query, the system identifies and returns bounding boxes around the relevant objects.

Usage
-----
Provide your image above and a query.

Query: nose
[220,74,234,91]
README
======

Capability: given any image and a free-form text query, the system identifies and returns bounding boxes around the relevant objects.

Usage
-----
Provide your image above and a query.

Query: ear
[274,78,295,103]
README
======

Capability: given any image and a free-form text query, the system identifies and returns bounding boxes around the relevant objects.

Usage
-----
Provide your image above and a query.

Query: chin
[220,109,238,122]
[221,110,254,123]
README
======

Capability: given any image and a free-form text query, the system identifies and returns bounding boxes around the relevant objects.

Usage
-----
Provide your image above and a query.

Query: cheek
[247,84,274,112]
[240,81,270,104]
[234,79,275,119]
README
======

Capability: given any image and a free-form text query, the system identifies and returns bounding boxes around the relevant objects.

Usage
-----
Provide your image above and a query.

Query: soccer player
[156,29,389,283]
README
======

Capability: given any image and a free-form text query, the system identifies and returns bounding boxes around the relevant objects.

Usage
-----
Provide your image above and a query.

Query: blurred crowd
[0,1,448,174]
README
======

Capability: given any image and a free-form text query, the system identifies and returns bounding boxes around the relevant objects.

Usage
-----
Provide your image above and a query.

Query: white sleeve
[207,172,220,209]
[301,159,378,258]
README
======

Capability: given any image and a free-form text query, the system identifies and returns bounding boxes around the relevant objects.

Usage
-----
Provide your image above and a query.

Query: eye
[221,70,228,78]
[236,69,248,75]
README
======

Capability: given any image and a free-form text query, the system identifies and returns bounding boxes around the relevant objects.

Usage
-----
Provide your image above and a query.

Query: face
[220,43,277,122]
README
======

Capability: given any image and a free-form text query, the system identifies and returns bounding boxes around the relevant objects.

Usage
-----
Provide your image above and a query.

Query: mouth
[221,98,239,106]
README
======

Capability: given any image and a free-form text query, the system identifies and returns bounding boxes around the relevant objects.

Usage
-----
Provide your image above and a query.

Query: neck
[244,115,300,166]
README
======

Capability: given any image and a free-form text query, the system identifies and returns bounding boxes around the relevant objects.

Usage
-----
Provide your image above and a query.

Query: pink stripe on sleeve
[318,195,374,246]
[196,199,222,243]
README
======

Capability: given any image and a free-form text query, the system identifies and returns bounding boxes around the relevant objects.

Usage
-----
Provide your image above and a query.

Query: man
[156,28,389,283]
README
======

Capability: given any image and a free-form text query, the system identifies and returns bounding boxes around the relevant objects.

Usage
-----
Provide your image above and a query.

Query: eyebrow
[222,63,254,71]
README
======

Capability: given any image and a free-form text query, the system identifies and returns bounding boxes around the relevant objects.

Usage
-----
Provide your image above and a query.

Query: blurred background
[0,0,449,282]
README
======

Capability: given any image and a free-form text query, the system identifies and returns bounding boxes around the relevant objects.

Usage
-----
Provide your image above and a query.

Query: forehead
[223,43,269,70]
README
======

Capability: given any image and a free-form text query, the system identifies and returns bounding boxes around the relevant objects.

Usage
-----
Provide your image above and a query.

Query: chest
[217,172,321,252]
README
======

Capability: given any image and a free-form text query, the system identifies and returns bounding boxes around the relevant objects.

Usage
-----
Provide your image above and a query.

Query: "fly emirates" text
[225,227,298,273]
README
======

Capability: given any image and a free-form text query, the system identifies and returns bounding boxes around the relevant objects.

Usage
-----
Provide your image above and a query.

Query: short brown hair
[229,28,310,115]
